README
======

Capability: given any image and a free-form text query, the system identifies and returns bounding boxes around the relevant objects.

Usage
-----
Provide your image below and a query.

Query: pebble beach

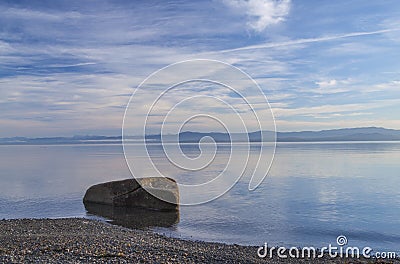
[0,218,398,263]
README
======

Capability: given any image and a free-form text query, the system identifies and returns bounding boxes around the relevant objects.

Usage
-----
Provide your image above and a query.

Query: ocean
[0,142,399,253]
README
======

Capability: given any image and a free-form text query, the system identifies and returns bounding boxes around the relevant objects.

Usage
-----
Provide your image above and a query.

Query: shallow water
[0,142,399,253]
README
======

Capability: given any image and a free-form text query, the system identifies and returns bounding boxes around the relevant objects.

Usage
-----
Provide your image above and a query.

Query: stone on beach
[83,177,179,211]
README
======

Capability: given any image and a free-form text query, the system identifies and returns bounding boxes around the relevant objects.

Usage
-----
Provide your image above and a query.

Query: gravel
[0,218,398,263]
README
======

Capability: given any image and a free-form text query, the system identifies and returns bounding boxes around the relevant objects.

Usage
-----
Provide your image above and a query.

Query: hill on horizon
[1,127,400,145]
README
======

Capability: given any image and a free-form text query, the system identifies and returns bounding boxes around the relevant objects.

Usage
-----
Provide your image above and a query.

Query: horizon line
[1,126,397,139]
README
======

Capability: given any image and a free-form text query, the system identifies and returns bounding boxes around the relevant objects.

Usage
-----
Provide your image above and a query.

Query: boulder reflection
[84,202,179,229]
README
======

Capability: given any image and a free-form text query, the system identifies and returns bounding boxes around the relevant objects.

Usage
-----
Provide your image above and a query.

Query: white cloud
[2,1,400,136]
[223,0,291,32]
[312,79,353,94]
[273,98,400,118]
[316,79,337,88]
[362,80,400,93]
[381,18,400,43]
[0,7,82,21]
[216,28,400,53]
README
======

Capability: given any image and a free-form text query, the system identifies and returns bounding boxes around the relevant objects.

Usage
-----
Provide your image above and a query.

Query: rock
[83,177,179,211]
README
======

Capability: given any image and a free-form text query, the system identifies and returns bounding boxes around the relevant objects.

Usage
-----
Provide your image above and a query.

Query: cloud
[223,0,291,32]
[312,79,353,94]
[380,18,400,43]
[1,1,400,136]
[316,80,337,88]
[273,103,370,118]
[215,28,400,53]
[361,80,400,93]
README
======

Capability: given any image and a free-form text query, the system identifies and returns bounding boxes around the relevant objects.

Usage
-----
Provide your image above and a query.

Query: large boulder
[83,177,179,211]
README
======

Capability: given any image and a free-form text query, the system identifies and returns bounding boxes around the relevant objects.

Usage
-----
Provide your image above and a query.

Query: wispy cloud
[215,28,400,53]
[0,1,400,136]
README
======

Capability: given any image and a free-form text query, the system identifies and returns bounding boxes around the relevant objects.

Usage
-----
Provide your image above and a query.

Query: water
[0,142,399,253]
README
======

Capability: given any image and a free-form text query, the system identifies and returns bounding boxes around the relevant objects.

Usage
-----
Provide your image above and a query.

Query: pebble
[0,218,398,263]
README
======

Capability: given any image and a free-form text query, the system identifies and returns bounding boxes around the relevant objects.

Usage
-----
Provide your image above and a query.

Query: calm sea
[0,142,399,253]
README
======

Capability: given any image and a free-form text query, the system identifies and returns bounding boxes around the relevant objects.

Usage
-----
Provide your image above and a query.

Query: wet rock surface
[83,177,179,211]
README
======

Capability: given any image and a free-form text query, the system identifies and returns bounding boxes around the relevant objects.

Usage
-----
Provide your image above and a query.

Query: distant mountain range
[0,135,124,145]
[276,127,400,142]
[146,127,400,142]
[1,127,400,145]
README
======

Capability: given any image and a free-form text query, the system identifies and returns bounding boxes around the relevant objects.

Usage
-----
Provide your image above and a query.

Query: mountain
[146,127,400,142]
[0,135,122,145]
[277,127,400,142]
[1,127,400,145]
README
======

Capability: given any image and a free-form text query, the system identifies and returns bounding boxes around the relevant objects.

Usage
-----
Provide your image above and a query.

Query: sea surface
[0,142,399,253]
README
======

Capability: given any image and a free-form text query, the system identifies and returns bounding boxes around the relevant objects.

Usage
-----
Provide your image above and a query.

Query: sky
[1,0,400,137]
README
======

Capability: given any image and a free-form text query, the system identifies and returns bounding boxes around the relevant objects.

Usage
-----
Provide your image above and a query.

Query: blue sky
[1,0,400,137]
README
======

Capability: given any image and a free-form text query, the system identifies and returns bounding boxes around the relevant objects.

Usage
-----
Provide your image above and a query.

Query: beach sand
[0,218,398,263]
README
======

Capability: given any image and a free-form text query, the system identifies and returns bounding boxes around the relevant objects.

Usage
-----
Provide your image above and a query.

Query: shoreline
[1,218,398,263]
